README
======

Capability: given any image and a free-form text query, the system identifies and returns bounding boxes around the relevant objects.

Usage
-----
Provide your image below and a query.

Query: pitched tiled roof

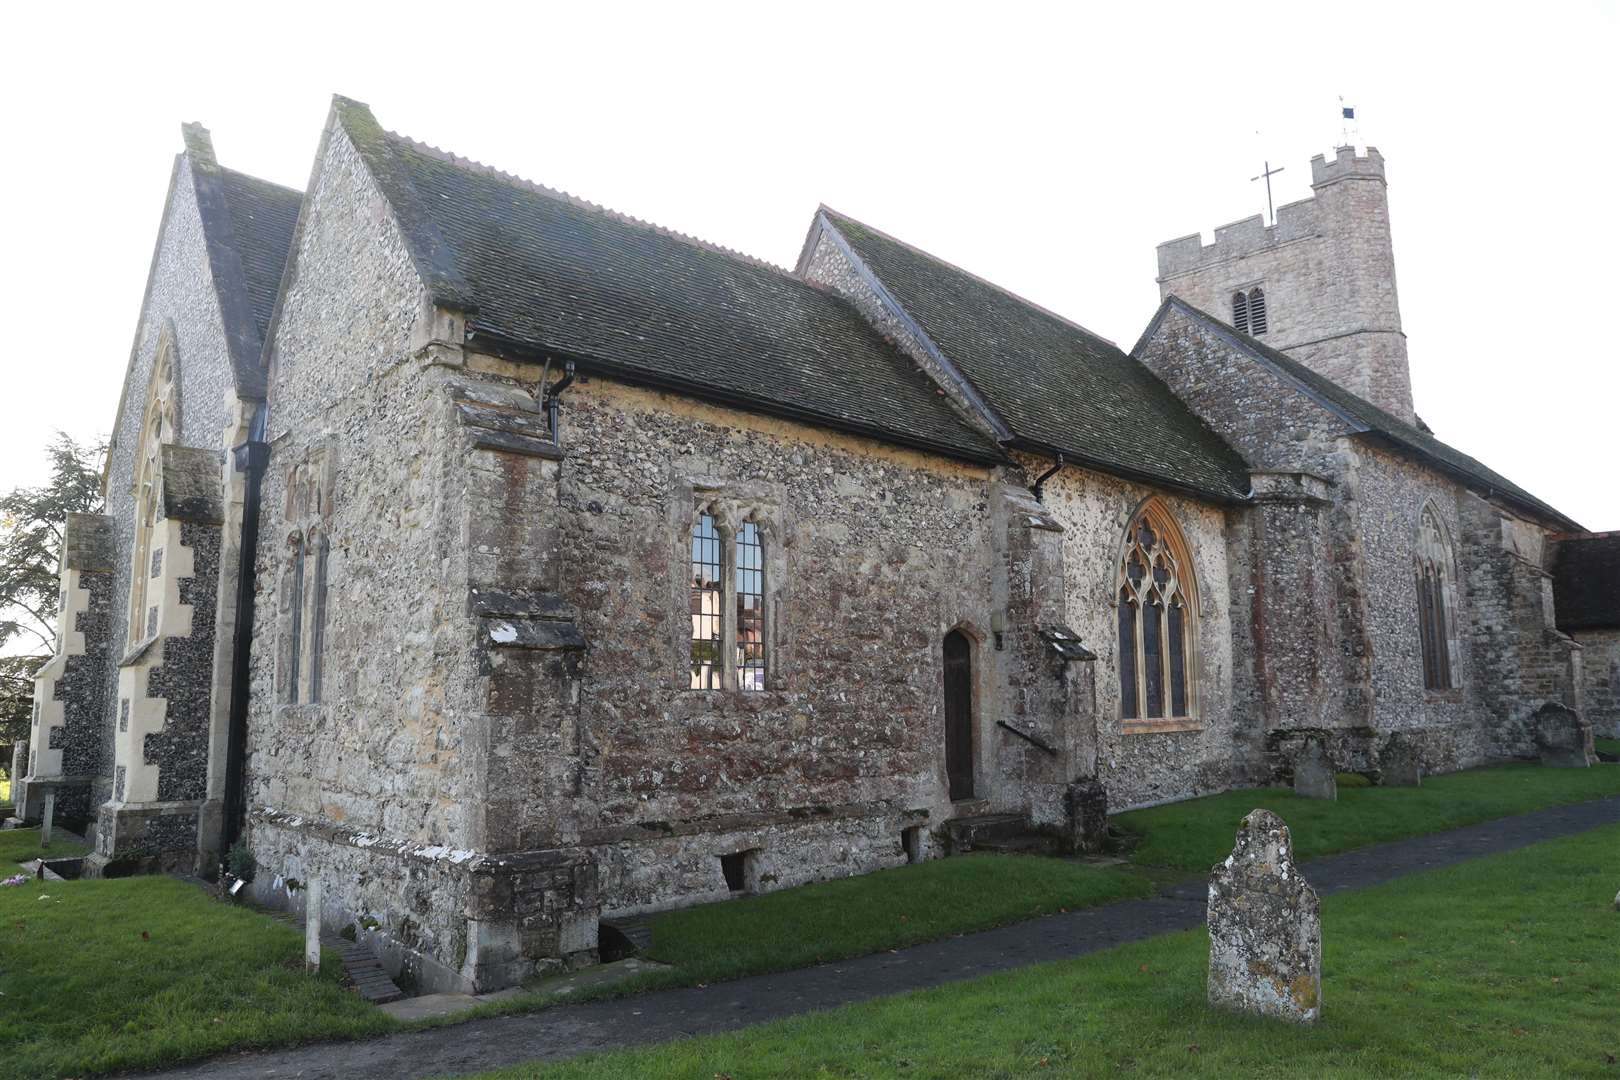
[812,210,1252,503]
[1551,533,1620,631]
[217,168,301,352]
[1153,297,1581,531]
[332,100,1003,465]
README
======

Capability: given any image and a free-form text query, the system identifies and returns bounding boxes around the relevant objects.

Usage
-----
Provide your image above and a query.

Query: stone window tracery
[688,506,768,692]
[1416,503,1459,691]
[280,453,333,704]
[1116,500,1198,730]
[127,339,179,647]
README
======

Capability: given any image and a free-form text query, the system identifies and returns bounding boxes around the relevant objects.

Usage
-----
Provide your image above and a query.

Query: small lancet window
[736,521,766,692]
[1248,287,1268,335]
[1415,504,1458,691]
[690,513,723,689]
[1231,290,1250,335]
[1117,502,1198,726]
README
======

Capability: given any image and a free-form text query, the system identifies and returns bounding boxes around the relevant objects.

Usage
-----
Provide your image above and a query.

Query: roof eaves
[809,210,1014,444]
[465,329,1009,468]
[1004,434,1251,506]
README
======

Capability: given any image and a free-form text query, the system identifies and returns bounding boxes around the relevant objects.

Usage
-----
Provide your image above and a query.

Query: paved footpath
[137,795,1619,1080]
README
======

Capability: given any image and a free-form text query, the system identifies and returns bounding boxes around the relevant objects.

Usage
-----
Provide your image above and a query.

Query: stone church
[15,96,1616,993]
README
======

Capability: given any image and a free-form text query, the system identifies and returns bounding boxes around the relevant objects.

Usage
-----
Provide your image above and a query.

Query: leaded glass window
[736,521,765,691]
[1415,504,1458,691]
[688,509,769,691]
[690,513,723,689]
[1117,503,1198,726]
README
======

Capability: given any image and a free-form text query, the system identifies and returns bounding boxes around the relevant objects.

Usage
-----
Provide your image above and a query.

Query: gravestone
[1379,733,1422,787]
[1208,809,1321,1023]
[1531,703,1593,768]
[1292,738,1337,800]
[1064,777,1109,854]
[305,878,323,974]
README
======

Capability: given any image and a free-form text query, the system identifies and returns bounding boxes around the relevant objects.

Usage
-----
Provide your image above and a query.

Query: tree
[0,433,105,753]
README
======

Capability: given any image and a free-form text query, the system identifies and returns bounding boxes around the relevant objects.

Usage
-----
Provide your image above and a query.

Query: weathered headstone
[40,790,55,847]
[1064,777,1109,855]
[305,878,323,974]
[1379,733,1422,787]
[1208,809,1321,1023]
[1532,703,1593,768]
[1292,738,1337,800]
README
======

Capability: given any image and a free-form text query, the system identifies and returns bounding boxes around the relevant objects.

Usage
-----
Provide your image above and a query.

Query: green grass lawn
[0,826,90,866]
[1596,736,1620,758]
[639,853,1151,985]
[464,823,1620,1079]
[1117,761,1620,872]
[0,875,395,1078]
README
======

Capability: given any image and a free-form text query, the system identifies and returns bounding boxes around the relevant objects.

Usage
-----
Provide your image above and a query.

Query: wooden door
[943,630,974,801]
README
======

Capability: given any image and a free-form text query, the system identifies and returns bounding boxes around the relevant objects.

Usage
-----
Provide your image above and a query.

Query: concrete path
[135,795,1620,1080]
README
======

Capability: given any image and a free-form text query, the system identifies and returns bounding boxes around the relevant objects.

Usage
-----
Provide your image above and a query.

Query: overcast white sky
[2,1,1615,527]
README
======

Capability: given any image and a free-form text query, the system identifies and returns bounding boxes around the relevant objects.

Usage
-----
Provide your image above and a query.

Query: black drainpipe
[221,406,269,855]
[1030,453,1065,503]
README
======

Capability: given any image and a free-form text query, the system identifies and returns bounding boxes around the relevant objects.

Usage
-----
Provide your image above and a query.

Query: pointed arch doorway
[943,629,974,801]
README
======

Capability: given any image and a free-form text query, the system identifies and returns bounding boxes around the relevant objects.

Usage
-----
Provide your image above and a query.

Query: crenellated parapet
[1157,147,1386,281]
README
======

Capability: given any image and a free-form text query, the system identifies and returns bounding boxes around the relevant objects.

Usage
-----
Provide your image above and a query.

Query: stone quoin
[14,96,1614,993]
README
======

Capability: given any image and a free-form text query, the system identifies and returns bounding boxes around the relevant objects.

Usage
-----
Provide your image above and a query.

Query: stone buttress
[24,513,118,829]
[88,445,225,874]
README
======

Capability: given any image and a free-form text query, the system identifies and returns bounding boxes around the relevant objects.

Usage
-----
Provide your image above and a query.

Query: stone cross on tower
[1251,161,1286,226]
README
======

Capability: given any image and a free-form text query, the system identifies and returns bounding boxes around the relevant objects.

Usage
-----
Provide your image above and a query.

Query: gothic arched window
[1416,503,1459,691]
[1231,290,1250,335]
[1248,287,1268,335]
[1116,501,1198,728]
[127,338,180,645]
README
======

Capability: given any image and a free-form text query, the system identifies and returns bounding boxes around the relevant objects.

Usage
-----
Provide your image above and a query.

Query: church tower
[1155,147,1414,423]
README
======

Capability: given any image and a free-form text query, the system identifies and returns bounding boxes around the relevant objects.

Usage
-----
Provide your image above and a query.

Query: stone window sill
[1122,717,1203,735]
[1424,688,1464,704]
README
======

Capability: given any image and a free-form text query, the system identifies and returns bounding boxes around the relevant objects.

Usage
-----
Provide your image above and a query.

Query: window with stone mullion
[1117,507,1195,724]
[689,511,767,692]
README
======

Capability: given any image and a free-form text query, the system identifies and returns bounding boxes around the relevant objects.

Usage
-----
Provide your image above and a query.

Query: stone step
[973,832,1063,857]
[944,812,1029,852]
[598,915,656,961]
[267,910,406,1004]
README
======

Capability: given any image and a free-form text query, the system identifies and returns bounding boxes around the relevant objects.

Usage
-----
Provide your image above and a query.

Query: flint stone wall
[246,119,491,986]
[1572,629,1620,739]
[533,375,1002,899]
[1031,457,1236,809]
[98,153,241,810]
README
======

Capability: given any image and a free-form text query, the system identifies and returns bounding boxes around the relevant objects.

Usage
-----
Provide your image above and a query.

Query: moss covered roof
[814,210,1252,503]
